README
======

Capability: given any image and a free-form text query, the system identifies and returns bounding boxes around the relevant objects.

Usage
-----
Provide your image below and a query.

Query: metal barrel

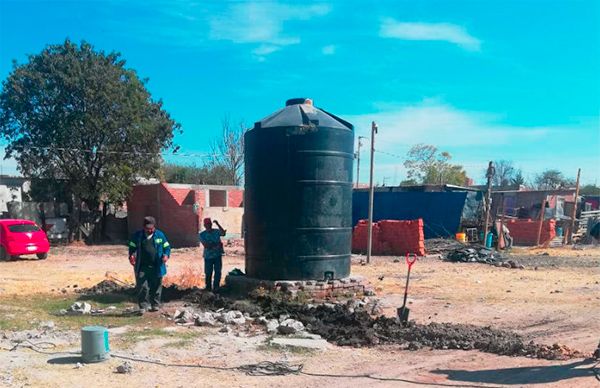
[81,325,110,363]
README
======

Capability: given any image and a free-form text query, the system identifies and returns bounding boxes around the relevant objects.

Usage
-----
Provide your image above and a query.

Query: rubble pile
[116,362,133,374]
[169,308,248,326]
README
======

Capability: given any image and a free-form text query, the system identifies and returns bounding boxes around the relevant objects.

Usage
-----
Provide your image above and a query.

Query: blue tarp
[352,191,468,239]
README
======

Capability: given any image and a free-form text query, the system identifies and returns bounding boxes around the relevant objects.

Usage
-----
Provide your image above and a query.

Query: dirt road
[0,244,598,387]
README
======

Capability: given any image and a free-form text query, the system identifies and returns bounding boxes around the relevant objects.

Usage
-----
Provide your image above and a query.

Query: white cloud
[209,3,331,58]
[252,44,283,56]
[347,100,599,185]
[321,44,336,55]
[380,19,481,51]
[345,99,554,148]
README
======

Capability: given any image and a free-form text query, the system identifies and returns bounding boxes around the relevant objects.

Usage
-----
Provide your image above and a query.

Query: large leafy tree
[534,169,573,190]
[404,144,469,186]
[0,40,180,237]
[579,184,600,196]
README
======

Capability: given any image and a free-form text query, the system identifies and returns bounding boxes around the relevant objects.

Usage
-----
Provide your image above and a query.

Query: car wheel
[36,252,48,260]
[0,247,6,261]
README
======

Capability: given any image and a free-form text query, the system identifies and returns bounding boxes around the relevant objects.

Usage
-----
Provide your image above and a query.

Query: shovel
[397,253,417,324]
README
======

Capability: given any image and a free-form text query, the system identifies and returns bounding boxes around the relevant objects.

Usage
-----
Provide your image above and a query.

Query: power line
[3,145,219,159]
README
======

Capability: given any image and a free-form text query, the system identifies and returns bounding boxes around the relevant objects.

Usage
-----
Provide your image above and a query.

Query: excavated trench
[78,280,585,360]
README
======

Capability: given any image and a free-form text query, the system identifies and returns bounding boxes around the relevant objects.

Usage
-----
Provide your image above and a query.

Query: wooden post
[567,168,581,244]
[536,197,547,247]
[498,193,506,249]
[483,161,494,244]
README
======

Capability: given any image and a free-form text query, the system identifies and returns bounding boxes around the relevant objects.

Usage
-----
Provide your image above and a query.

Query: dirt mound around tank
[77,280,202,302]
[76,281,585,360]
[254,296,586,360]
[77,280,130,295]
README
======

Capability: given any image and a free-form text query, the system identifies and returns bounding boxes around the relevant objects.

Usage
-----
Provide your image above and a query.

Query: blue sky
[0,0,598,185]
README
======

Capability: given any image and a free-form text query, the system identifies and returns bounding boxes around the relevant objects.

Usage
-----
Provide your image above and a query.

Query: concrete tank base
[224,274,374,299]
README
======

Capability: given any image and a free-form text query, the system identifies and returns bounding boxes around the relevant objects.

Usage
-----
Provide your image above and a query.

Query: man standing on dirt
[199,218,226,291]
[128,216,171,312]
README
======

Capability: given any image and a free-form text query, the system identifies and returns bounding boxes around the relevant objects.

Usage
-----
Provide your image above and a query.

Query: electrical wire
[3,341,496,386]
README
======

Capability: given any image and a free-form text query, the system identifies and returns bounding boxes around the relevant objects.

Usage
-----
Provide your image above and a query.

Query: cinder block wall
[505,219,556,246]
[352,219,425,256]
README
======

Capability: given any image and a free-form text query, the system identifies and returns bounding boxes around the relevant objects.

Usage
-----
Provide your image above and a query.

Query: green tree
[404,144,469,186]
[162,163,233,185]
[0,40,180,240]
[534,169,573,190]
[579,184,600,196]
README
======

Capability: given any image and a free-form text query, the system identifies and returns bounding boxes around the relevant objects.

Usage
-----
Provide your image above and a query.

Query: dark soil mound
[254,296,585,360]
[77,280,585,360]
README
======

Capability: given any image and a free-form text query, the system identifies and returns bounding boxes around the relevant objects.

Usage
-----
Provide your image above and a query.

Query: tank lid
[255,98,353,130]
[286,97,312,106]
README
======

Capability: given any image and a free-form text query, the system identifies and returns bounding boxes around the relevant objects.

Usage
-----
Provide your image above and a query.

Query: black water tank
[244,98,354,280]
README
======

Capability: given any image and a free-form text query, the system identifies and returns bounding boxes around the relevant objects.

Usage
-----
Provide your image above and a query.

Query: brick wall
[228,189,244,207]
[505,219,556,246]
[128,184,245,247]
[128,183,200,248]
[352,219,425,256]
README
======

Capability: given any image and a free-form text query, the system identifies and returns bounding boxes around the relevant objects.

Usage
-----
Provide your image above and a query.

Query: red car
[0,219,50,260]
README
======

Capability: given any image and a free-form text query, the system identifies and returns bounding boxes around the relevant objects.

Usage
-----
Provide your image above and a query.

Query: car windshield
[8,224,41,233]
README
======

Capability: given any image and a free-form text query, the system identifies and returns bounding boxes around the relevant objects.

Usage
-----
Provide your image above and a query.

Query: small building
[352,184,483,239]
[490,189,576,220]
[127,183,244,248]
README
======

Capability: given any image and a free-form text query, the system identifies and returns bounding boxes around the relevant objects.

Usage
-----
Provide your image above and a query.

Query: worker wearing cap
[128,216,171,312]
[199,218,226,291]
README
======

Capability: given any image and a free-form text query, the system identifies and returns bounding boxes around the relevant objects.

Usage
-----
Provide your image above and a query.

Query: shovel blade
[397,307,410,324]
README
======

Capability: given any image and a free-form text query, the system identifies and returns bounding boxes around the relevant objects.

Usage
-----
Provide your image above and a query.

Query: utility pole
[355,136,366,188]
[568,168,581,244]
[483,161,494,245]
[366,122,378,264]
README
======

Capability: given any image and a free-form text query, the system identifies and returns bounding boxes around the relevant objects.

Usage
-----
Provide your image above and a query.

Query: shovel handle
[406,253,417,269]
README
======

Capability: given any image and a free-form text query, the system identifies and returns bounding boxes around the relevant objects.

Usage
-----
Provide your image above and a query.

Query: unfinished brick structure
[128,183,244,248]
[352,219,426,256]
[505,219,556,246]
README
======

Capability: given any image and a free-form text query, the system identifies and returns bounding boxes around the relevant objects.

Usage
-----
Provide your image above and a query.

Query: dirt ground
[0,243,599,387]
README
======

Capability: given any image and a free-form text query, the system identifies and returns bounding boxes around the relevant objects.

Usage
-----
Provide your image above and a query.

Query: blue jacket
[128,229,171,277]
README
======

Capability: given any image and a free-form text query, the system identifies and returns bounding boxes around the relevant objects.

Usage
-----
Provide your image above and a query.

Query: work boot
[594,342,600,359]
[148,305,160,312]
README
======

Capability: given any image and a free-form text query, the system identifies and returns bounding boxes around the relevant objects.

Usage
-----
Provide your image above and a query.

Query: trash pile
[446,246,504,264]
[445,247,525,269]
[424,238,465,254]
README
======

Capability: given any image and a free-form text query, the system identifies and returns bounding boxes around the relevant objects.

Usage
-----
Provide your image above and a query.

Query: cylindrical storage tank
[244,98,354,280]
[81,325,110,363]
